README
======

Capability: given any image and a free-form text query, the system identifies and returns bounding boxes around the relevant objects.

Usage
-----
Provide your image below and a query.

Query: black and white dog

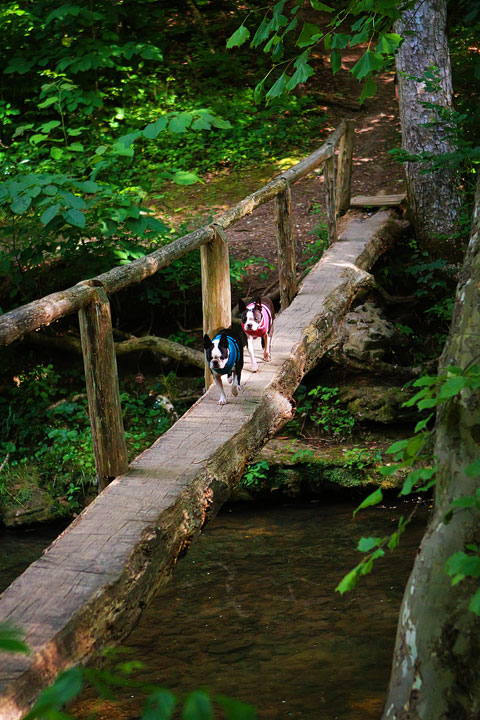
[204,328,244,405]
[238,296,275,372]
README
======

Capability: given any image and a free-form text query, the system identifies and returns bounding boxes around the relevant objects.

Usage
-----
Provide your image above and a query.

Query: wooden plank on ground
[350,194,406,207]
[0,209,407,720]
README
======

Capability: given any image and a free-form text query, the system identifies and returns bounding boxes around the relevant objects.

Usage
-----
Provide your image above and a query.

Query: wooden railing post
[324,155,338,245]
[336,119,355,215]
[275,181,296,310]
[78,281,128,491]
[201,224,231,389]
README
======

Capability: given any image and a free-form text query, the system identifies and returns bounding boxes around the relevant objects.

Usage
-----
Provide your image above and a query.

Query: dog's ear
[254,296,262,309]
[219,333,229,350]
[203,334,212,349]
[238,299,246,313]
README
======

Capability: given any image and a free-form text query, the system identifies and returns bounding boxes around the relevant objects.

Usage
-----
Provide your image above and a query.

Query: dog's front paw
[218,397,227,405]
[232,384,240,397]
[263,354,271,362]
[251,364,259,373]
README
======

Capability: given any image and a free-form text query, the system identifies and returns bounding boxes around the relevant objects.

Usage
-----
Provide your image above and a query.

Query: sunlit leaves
[297,22,322,48]
[286,52,314,90]
[351,50,384,81]
[353,488,382,517]
[226,25,250,49]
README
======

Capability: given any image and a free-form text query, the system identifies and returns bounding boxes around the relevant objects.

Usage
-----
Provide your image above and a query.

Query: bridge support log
[336,119,355,215]
[201,225,231,389]
[324,155,338,245]
[78,283,128,490]
[275,183,297,310]
[0,210,408,720]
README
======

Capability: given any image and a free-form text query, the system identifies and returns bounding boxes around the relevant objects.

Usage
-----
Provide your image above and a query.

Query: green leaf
[251,18,271,48]
[24,667,83,719]
[168,112,193,133]
[469,587,480,615]
[330,49,341,74]
[335,566,361,594]
[359,77,377,103]
[50,147,64,161]
[351,50,384,81]
[386,439,409,454]
[375,33,403,54]
[414,414,434,433]
[465,458,480,477]
[182,691,213,720]
[143,117,168,139]
[40,203,60,225]
[172,171,199,185]
[63,209,85,228]
[353,488,383,517]
[73,181,98,193]
[39,120,61,133]
[216,695,257,720]
[286,52,314,90]
[445,551,480,580]
[330,33,351,50]
[437,376,466,400]
[11,195,31,214]
[0,624,30,654]
[211,117,232,130]
[69,142,84,152]
[297,22,322,48]
[142,689,176,720]
[226,25,250,49]
[266,72,288,99]
[357,536,382,552]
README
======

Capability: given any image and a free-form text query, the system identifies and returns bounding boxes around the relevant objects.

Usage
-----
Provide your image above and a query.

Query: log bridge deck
[0,208,406,718]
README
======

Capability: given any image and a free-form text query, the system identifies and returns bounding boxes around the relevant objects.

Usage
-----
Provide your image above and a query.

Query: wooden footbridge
[0,121,406,718]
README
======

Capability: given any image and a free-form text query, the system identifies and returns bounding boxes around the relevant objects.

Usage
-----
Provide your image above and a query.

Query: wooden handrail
[0,119,354,489]
[0,121,350,347]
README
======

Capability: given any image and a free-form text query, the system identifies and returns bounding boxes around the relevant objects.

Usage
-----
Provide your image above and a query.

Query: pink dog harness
[242,302,273,339]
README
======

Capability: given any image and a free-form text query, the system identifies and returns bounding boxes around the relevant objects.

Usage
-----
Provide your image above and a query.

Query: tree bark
[383,179,480,719]
[395,0,462,260]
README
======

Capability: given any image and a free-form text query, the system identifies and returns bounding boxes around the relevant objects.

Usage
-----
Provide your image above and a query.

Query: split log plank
[0,209,405,720]
[350,194,406,207]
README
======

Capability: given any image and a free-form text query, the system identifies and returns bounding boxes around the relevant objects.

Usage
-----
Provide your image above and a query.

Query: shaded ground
[160,34,405,302]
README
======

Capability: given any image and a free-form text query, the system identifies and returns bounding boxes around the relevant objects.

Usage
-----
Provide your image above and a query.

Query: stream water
[64,499,428,720]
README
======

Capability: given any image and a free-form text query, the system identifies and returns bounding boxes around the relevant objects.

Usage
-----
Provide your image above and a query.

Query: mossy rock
[337,379,418,424]
[234,438,407,501]
[0,472,63,527]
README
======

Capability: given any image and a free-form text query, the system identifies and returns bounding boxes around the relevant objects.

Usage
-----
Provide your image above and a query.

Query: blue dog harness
[211,334,241,376]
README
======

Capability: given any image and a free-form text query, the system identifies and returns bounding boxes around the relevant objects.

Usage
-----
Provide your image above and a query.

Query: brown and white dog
[238,296,275,372]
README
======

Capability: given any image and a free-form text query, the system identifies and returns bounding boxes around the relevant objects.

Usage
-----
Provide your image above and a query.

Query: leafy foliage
[336,364,480,614]
[226,0,408,102]
[287,384,355,438]
[0,361,176,514]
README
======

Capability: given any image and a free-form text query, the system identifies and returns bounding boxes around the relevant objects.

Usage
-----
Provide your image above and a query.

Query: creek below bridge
[1,498,428,719]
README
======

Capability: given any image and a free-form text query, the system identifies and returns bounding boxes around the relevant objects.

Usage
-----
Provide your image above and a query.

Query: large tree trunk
[395,0,462,260]
[382,181,480,718]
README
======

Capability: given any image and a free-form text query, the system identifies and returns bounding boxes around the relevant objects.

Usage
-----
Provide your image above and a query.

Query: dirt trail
[162,37,405,301]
